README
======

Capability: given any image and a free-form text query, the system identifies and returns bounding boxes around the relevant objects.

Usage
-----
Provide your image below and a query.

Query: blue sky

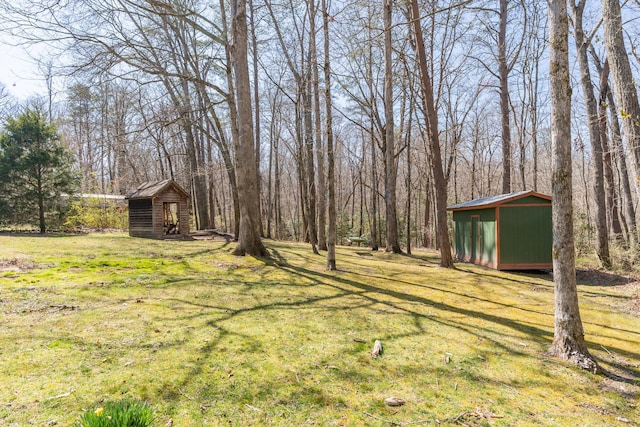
[0,40,46,100]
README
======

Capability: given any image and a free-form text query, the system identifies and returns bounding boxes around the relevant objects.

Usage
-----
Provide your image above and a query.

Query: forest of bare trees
[1,0,640,266]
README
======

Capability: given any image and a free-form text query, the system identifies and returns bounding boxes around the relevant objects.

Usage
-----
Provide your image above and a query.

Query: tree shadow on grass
[151,247,638,415]
[265,251,640,383]
[575,269,637,287]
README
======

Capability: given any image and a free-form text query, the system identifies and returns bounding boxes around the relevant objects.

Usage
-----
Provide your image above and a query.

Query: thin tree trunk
[249,0,263,237]
[383,0,401,253]
[547,0,598,372]
[409,0,452,267]
[597,59,624,241]
[304,1,319,254]
[312,0,327,252]
[370,132,379,251]
[571,0,610,268]
[602,0,640,243]
[322,0,336,270]
[499,0,512,194]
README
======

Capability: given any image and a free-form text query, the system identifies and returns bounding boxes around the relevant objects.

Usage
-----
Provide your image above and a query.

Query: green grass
[0,232,638,426]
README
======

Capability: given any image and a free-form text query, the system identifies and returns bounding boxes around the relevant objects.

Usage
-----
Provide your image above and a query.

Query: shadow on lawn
[265,250,640,386]
[161,248,638,407]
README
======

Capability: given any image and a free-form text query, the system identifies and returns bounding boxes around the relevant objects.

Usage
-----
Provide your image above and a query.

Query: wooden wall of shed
[128,199,154,237]
[180,199,190,236]
[151,188,190,238]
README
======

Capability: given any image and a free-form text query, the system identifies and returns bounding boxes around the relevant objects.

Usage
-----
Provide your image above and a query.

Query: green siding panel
[481,215,496,264]
[453,209,496,264]
[453,211,471,260]
[499,206,552,264]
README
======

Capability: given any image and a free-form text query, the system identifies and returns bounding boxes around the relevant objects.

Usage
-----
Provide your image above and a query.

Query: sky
[0,41,47,100]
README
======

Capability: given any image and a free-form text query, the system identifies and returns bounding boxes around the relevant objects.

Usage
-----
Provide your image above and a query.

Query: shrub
[75,399,154,427]
[65,197,128,231]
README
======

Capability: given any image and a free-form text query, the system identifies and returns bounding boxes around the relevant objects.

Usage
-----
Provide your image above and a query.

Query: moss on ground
[0,233,638,426]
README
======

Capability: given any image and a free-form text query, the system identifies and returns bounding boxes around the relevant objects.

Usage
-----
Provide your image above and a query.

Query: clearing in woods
[0,232,638,426]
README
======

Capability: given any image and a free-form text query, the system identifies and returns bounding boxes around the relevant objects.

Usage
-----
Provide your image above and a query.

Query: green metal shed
[447,190,552,270]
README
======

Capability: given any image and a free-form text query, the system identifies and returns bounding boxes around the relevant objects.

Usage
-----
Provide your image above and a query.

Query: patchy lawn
[0,233,638,426]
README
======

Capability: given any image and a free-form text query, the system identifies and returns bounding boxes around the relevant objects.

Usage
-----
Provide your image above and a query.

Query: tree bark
[499,0,512,194]
[322,0,336,270]
[248,0,264,237]
[383,0,402,254]
[597,59,624,242]
[230,0,268,257]
[571,0,610,268]
[304,2,319,254]
[547,0,598,372]
[312,0,327,252]
[602,0,640,243]
[408,0,453,267]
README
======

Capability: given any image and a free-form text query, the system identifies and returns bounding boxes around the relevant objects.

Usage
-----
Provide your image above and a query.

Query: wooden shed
[447,190,552,270]
[125,179,191,239]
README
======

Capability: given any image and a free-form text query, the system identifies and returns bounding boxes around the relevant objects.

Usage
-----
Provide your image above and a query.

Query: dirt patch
[575,269,636,287]
[0,257,40,272]
[626,285,640,316]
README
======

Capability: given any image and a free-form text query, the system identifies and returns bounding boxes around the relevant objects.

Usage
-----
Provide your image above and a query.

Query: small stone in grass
[384,397,405,407]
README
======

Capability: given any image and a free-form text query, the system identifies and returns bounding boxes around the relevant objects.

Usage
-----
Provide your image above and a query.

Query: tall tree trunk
[597,59,625,241]
[409,0,453,267]
[230,0,268,257]
[571,0,610,268]
[406,128,412,255]
[312,0,327,252]
[499,0,512,194]
[219,1,242,238]
[370,131,380,251]
[531,55,539,192]
[547,0,598,372]
[607,84,636,245]
[322,0,336,270]
[248,0,263,237]
[602,0,640,242]
[304,3,319,254]
[383,0,402,253]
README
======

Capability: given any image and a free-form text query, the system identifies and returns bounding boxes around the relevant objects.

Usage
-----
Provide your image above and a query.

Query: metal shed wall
[452,209,497,268]
[449,191,552,270]
[498,205,552,268]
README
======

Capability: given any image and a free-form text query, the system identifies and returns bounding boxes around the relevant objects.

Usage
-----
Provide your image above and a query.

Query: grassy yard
[0,233,638,426]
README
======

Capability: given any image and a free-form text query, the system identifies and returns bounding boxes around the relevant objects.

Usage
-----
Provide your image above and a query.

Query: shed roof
[447,190,551,211]
[125,179,190,200]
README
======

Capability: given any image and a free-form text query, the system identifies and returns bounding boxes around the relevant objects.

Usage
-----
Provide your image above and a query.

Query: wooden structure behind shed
[125,179,191,239]
[447,191,552,270]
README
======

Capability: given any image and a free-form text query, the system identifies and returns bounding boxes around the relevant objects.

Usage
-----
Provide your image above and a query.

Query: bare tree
[570,0,610,267]
[230,0,267,256]
[322,0,336,270]
[383,0,401,253]
[408,0,452,267]
[601,0,640,242]
[547,0,598,372]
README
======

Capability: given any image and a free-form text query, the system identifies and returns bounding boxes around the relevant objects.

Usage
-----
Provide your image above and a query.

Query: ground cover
[0,232,638,426]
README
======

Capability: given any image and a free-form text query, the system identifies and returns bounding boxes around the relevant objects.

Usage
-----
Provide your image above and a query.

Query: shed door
[164,202,180,235]
[471,216,481,262]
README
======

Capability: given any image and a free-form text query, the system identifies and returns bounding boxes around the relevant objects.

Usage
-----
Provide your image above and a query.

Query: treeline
[0,1,639,266]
